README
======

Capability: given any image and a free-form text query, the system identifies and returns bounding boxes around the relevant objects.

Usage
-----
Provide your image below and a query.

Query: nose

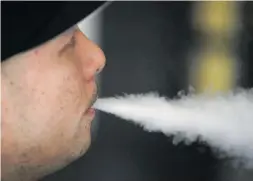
[74,29,106,81]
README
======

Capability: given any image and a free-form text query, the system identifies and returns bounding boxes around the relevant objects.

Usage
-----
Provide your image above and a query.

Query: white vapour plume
[93,89,253,166]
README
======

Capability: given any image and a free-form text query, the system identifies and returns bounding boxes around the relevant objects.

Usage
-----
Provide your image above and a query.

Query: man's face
[1,27,106,180]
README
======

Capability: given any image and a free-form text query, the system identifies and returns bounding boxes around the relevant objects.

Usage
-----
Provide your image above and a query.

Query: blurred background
[43,1,253,181]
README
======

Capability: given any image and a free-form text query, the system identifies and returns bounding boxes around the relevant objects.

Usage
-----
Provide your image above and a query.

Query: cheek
[43,70,87,122]
[21,61,89,138]
[16,65,90,160]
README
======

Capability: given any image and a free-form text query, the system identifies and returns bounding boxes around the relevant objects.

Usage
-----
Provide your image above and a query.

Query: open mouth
[89,95,98,109]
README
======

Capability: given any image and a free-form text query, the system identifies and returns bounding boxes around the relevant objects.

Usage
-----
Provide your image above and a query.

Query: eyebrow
[58,35,76,57]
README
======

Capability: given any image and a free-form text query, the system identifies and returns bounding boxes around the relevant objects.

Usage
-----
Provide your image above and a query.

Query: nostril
[96,68,102,74]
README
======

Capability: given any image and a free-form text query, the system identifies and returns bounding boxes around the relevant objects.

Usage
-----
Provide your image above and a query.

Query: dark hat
[1,1,105,61]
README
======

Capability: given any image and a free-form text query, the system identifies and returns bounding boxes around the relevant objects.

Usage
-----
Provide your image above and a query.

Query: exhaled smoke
[93,89,253,167]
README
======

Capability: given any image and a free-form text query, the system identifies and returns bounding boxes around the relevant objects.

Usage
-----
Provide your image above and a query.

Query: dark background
[43,2,253,181]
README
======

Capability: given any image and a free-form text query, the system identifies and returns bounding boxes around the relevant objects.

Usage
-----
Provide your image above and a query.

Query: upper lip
[88,84,98,109]
[90,94,98,108]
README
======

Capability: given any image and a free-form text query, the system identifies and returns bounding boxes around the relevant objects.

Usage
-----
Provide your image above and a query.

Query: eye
[58,35,76,56]
[67,35,76,47]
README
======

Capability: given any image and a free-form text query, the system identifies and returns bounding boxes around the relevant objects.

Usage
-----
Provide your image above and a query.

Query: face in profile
[1,27,106,180]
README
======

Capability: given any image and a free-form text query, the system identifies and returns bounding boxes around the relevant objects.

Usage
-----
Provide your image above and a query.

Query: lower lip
[85,108,96,116]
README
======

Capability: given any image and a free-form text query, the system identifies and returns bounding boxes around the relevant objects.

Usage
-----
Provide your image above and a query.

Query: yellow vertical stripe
[192,1,237,94]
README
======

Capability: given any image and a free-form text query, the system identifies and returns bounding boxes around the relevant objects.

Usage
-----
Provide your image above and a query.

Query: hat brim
[2,1,105,61]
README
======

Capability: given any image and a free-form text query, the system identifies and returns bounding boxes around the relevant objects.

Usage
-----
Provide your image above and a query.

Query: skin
[1,26,106,181]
